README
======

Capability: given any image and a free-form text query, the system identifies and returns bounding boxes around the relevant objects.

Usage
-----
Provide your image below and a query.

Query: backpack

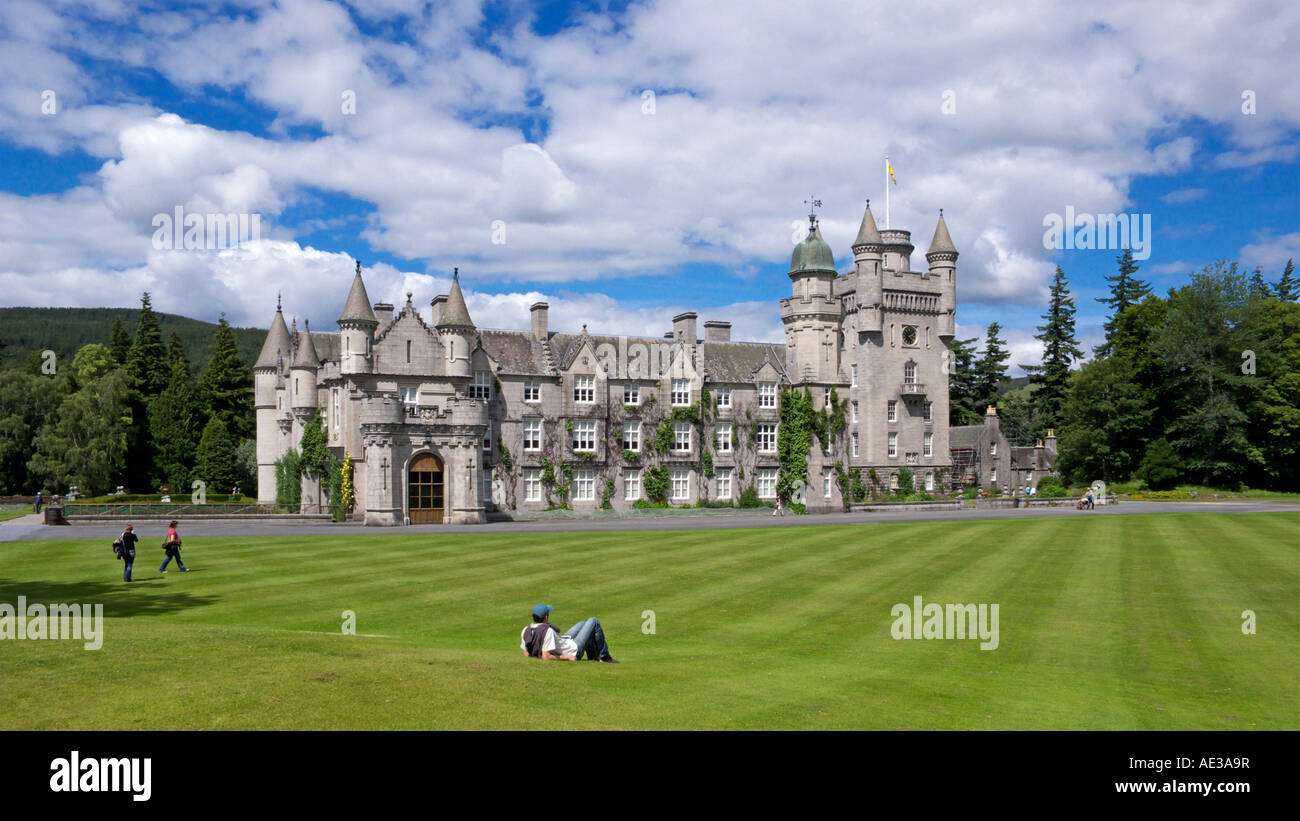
[112,538,125,560]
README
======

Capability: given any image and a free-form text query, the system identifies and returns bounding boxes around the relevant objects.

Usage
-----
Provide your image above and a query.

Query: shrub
[737,485,764,508]
[1035,476,1066,498]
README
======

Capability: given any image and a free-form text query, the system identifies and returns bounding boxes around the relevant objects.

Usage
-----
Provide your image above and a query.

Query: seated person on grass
[521,604,618,663]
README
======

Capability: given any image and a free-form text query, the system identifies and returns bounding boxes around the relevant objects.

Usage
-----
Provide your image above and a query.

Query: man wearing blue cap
[521,604,618,663]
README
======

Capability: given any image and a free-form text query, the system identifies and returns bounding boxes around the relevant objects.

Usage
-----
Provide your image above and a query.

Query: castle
[255,201,988,525]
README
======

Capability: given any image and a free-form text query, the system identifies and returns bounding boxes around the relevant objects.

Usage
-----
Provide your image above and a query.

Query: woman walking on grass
[159,520,189,573]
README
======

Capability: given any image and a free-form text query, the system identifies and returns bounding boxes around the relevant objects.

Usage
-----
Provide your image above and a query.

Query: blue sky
[1,0,1297,372]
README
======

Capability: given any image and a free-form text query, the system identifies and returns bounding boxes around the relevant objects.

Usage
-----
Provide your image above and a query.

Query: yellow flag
[888,160,898,185]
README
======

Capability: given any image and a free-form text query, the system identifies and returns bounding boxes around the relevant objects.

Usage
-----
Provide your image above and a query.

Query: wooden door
[408,452,444,524]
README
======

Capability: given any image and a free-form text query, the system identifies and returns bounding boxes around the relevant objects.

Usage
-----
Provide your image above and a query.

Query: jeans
[123,550,135,582]
[160,548,187,572]
[562,617,613,661]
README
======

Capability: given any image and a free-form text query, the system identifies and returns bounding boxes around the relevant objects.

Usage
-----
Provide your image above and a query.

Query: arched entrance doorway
[408,452,444,524]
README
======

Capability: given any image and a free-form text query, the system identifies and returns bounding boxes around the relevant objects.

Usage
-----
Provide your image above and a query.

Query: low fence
[56,503,343,522]
[851,496,1100,513]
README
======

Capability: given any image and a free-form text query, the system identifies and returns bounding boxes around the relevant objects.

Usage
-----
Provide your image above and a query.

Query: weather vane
[803,195,822,226]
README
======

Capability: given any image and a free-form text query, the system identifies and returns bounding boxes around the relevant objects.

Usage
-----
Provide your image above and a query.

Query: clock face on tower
[902,325,918,346]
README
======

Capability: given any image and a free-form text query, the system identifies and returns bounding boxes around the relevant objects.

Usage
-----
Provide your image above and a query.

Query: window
[406,339,411,363]
[574,374,594,403]
[923,432,933,457]
[923,401,933,423]
[851,364,858,387]
[671,379,690,406]
[904,362,916,384]
[401,386,419,405]
[824,469,834,499]
[623,384,639,406]
[756,424,777,453]
[925,472,934,492]
[673,421,692,452]
[756,469,777,499]
[524,381,540,402]
[572,420,596,452]
[902,325,918,346]
[625,470,641,501]
[715,423,732,453]
[888,432,898,458]
[990,442,997,457]
[482,467,492,502]
[715,387,731,408]
[623,421,640,452]
[277,395,282,410]
[716,469,732,500]
[483,420,492,451]
[524,470,541,502]
[523,419,542,451]
[852,433,859,457]
[573,470,595,501]
[758,382,776,408]
[332,388,340,429]
[851,401,859,423]
[470,370,492,399]
[990,467,997,484]
[887,400,897,422]
[671,469,690,501]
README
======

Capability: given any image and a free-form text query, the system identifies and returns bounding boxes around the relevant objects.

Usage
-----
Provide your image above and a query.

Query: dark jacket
[522,622,559,658]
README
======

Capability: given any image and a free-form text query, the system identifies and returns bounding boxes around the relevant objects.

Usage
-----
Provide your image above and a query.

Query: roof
[436,271,474,328]
[338,267,378,325]
[478,329,553,375]
[701,341,787,382]
[292,321,321,367]
[852,201,882,248]
[789,221,837,277]
[949,425,984,449]
[255,308,292,369]
[927,212,957,255]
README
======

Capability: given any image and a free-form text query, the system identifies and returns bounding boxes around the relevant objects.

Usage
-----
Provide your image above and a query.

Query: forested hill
[0,307,268,373]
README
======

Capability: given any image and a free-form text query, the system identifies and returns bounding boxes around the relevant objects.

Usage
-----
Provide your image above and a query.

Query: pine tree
[148,333,202,493]
[1248,267,1273,298]
[193,416,240,496]
[1023,266,1084,426]
[946,336,982,425]
[125,292,168,397]
[109,318,132,366]
[1276,258,1298,302]
[972,322,1011,413]
[199,314,253,440]
[1095,247,1152,357]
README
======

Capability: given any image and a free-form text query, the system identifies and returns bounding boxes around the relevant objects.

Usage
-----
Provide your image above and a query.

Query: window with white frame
[887,399,897,422]
[623,384,639,405]
[851,364,858,387]
[623,421,640,452]
[523,419,542,451]
[824,469,834,499]
[673,421,692,452]
[756,424,777,452]
[758,382,776,408]
[990,442,997,457]
[715,387,731,408]
[574,374,594,403]
[715,468,732,500]
[923,401,932,423]
[625,469,641,501]
[524,470,541,502]
[482,467,492,502]
[332,388,340,429]
[923,432,933,457]
[925,472,934,492]
[401,386,418,405]
[572,420,596,451]
[888,432,898,458]
[756,469,777,499]
[904,362,916,384]
[573,470,595,501]
[671,469,690,500]
[671,379,690,406]
[523,381,540,402]
[483,420,492,451]
[470,370,492,399]
[715,423,732,452]
[852,432,859,457]
[851,401,859,423]
[990,467,997,483]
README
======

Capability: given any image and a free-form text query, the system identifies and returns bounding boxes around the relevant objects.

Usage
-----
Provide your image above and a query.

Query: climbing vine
[776,388,815,504]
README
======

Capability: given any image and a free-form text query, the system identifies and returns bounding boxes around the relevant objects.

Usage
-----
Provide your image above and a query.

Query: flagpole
[884,155,890,230]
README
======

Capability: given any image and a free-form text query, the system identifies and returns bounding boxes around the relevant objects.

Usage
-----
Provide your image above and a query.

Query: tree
[0,369,73,494]
[193,416,240,495]
[109,318,132,366]
[1055,357,1152,484]
[72,343,117,384]
[125,292,168,397]
[199,314,253,440]
[1023,266,1084,427]
[1275,258,1298,302]
[148,333,201,493]
[1248,267,1273,299]
[27,370,131,496]
[946,336,982,425]
[1241,297,1300,489]
[1095,248,1152,357]
[972,323,1011,413]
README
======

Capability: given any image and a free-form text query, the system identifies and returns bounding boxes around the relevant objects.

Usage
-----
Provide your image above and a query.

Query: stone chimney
[703,320,731,342]
[373,302,395,327]
[672,311,697,343]
[530,302,549,341]
[430,294,447,326]
[1044,428,1057,453]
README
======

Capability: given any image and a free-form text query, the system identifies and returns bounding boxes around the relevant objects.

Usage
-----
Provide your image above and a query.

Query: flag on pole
[887,159,898,185]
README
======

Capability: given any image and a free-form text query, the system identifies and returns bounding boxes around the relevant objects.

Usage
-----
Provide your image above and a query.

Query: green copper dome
[788,223,837,277]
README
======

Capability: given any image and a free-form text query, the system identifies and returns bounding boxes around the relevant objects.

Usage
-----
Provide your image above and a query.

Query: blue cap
[532,603,553,619]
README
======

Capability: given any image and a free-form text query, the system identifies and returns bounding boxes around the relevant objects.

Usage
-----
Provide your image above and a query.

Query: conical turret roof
[788,220,837,277]
[928,211,957,255]
[853,200,882,247]
[338,262,378,325]
[436,269,474,329]
[292,320,320,368]
[255,304,292,369]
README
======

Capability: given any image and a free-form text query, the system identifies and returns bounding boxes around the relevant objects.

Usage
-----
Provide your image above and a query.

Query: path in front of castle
[1,501,1295,542]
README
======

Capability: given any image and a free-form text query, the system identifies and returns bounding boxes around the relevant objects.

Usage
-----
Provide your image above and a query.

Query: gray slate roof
[338,269,378,325]
[292,322,321,367]
[255,309,292,369]
[928,213,957,254]
[436,273,474,328]
[478,330,552,375]
[949,425,984,449]
[853,201,883,247]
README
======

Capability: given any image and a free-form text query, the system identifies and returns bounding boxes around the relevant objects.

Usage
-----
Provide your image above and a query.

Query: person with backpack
[115,524,139,582]
[159,520,189,573]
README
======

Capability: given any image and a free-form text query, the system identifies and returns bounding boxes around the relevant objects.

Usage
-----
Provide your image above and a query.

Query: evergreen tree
[1276,258,1298,302]
[1023,266,1084,427]
[946,336,982,425]
[27,370,131,496]
[193,416,240,496]
[1055,357,1152,484]
[199,314,254,440]
[148,333,202,493]
[972,322,1011,413]
[109,317,132,366]
[125,292,168,397]
[1095,248,1152,357]
[1248,267,1273,299]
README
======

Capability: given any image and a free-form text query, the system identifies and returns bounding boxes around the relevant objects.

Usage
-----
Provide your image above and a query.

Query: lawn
[2,512,1297,730]
[0,510,31,523]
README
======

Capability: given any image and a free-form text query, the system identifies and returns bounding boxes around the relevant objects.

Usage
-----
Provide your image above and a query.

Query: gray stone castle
[255,201,972,524]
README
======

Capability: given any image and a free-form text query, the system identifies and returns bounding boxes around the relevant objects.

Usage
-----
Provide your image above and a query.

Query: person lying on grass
[521,603,618,663]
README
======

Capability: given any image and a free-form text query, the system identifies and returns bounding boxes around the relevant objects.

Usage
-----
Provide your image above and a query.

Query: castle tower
[338,261,378,375]
[851,200,884,333]
[436,268,475,380]
[253,297,292,504]
[780,213,843,385]
[290,318,321,413]
[927,210,958,339]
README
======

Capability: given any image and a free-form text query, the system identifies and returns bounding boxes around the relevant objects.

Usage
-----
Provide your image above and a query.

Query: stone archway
[408,451,444,524]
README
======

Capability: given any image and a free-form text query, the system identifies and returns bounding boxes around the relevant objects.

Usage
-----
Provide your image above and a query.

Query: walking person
[159,520,189,573]
[772,496,784,516]
[117,524,139,582]
[33,490,42,514]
